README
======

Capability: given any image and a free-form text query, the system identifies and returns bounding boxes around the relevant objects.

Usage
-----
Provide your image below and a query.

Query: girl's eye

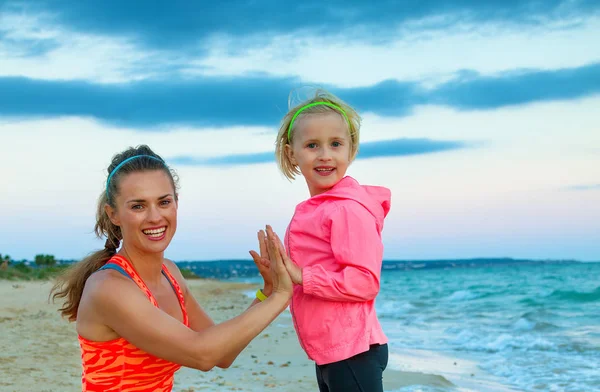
[332,141,342,147]
[307,143,317,149]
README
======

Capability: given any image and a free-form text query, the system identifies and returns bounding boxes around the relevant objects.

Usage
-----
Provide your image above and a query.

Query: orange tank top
[78,255,189,392]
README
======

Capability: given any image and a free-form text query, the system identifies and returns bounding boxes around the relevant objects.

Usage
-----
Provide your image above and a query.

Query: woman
[51,144,291,392]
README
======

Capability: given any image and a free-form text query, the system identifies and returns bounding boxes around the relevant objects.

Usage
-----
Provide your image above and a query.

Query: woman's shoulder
[163,258,182,278]
[84,267,137,299]
[162,258,190,294]
[78,267,144,325]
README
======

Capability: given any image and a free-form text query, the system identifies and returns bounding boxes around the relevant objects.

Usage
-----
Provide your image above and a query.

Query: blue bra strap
[97,263,130,279]
[98,263,176,293]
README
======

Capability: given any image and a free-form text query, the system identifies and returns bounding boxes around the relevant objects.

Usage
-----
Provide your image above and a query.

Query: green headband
[287,102,350,141]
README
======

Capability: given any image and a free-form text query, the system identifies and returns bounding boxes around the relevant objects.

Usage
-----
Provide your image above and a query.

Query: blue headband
[105,155,164,198]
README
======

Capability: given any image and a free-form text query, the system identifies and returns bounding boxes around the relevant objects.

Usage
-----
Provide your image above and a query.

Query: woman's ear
[104,204,120,226]
[285,144,297,166]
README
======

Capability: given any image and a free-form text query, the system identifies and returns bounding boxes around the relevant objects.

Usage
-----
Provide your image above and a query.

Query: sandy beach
[0,279,516,392]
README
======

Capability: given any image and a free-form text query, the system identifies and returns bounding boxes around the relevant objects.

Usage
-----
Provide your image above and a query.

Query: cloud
[6,0,599,51]
[0,76,295,128]
[1,63,599,128]
[168,138,472,166]
[564,184,600,191]
[0,10,175,83]
[2,4,599,89]
[430,63,600,110]
[190,16,600,88]
[357,138,473,158]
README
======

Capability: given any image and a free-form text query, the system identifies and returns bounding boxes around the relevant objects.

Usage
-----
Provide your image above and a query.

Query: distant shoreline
[2,257,595,281]
[175,257,594,280]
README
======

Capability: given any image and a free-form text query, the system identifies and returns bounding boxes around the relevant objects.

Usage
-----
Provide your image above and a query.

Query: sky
[1,0,599,262]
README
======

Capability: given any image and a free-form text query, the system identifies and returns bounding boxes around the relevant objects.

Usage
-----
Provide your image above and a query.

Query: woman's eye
[161,200,171,206]
[131,204,143,210]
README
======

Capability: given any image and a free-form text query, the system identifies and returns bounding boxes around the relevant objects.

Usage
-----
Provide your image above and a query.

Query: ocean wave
[512,317,557,332]
[549,286,600,303]
[378,301,417,319]
[391,386,454,392]
[514,310,560,331]
[446,290,478,302]
[451,331,556,353]
[512,318,536,331]
[480,355,599,392]
[518,297,543,307]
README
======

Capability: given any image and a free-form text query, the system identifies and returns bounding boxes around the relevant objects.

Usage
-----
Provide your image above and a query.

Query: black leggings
[315,344,388,392]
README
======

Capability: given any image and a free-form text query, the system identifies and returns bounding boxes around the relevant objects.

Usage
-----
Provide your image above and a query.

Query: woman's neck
[119,246,165,286]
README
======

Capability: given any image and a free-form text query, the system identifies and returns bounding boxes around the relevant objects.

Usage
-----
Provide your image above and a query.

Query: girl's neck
[119,246,165,286]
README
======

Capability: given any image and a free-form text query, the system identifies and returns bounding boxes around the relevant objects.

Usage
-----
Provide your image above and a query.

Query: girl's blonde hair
[275,89,361,180]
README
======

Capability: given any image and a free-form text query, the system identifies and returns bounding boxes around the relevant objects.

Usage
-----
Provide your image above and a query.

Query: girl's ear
[285,144,297,166]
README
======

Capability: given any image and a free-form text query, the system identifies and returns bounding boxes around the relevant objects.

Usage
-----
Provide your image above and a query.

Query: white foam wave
[512,318,536,331]
[451,330,556,352]
[447,290,478,302]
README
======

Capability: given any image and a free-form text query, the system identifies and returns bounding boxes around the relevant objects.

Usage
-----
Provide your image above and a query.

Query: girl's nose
[318,147,333,161]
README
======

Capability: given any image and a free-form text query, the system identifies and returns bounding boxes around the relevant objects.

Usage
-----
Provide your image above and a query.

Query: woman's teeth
[143,227,166,237]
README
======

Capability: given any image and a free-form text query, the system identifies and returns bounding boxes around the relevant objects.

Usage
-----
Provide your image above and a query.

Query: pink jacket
[284,176,391,365]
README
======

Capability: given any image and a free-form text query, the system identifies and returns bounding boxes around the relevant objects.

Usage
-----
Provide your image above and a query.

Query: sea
[176,259,600,392]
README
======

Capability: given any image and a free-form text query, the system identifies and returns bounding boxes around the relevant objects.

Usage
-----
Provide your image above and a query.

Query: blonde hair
[275,89,361,180]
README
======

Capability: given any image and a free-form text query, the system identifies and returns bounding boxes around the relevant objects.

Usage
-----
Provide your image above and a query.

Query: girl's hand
[265,225,293,298]
[249,230,273,296]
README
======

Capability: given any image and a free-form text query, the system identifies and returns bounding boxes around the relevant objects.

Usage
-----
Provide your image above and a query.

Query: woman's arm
[87,226,291,371]
[164,260,272,368]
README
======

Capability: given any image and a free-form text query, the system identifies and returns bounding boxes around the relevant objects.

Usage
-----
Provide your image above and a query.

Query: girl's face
[106,170,178,256]
[286,113,352,197]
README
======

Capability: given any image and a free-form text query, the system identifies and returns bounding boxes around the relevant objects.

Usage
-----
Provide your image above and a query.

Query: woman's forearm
[215,286,274,368]
[194,291,287,370]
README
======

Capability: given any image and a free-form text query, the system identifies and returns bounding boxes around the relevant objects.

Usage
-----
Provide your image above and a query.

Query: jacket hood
[310,176,391,231]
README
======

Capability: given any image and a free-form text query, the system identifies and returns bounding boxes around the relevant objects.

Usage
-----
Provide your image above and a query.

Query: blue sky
[1,0,599,261]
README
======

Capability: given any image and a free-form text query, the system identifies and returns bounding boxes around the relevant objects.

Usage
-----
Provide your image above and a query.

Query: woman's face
[106,170,178,256]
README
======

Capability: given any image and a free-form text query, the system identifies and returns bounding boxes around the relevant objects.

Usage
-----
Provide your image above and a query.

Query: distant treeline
[0,253,199,281]
[0,253,72,280]
[0,253,78,266]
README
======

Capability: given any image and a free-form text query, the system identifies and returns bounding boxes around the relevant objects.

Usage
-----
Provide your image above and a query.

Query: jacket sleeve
[301,202,383,302]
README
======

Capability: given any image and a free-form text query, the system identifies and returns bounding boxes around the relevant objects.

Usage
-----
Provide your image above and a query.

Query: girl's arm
[300,202,383,302]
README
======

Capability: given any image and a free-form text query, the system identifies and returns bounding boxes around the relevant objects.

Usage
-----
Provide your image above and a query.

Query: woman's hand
[249,230,273,296]
[270,231,303,285]
[264,225,293,299]
[255,227,303,286]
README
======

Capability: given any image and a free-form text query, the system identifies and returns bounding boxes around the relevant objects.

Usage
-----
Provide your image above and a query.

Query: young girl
[271,89,391,391]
